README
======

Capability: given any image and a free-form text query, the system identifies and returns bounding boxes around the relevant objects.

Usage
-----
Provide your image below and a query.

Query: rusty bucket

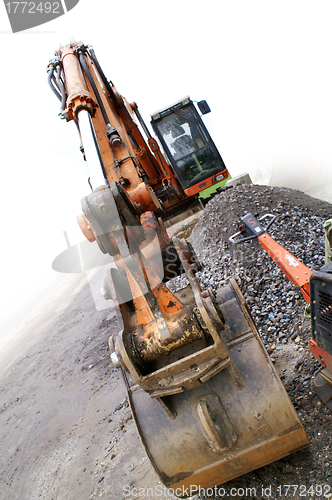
[124,279,309,495]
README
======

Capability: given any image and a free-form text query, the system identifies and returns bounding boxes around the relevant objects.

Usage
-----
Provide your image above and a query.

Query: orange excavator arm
[48,42,182,210]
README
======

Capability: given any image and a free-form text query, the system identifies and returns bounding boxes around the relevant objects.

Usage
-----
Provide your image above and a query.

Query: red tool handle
[258,233,312,303]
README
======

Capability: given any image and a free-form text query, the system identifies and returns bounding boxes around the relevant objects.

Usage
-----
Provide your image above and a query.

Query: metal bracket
[229,213,276,244]
[112,238,243,401]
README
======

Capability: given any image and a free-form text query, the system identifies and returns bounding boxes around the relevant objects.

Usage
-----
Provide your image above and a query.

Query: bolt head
[111,351,121,368]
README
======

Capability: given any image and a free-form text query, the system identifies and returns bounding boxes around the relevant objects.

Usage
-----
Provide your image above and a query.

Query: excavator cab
[151,97,228,196]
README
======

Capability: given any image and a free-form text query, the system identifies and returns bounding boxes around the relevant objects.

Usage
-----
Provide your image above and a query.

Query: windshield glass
[176,145,221,184]
[156,107,207,160]
[153,103,226,188]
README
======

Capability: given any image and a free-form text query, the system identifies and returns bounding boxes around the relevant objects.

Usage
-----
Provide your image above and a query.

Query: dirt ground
[0,276,168,500]
[0,196,331,500]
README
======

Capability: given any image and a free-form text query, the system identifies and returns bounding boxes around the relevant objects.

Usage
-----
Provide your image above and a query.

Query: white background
[1,0,332,328]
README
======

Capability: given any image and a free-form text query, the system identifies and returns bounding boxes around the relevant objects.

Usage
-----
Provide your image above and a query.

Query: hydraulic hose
[47,66,61,101]
[88,112,108,182]
[54,65,67,112]
[89,48,121,111]
[78,51,110,127]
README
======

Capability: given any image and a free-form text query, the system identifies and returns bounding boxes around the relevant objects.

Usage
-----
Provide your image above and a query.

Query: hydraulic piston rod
[78,110,107,190]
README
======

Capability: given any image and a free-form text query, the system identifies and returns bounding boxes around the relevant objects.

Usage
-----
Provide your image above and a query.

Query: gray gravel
[188,184,330,348]
[169,184,332,499]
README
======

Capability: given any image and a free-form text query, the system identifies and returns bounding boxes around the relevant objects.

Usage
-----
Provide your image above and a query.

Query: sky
[1,0,332,328]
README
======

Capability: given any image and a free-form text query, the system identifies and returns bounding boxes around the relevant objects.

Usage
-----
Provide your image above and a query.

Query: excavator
[230,212,332,411]
[47,41,309,495]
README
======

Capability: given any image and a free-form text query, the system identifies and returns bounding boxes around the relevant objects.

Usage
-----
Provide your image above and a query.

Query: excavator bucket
[124,277,309,495]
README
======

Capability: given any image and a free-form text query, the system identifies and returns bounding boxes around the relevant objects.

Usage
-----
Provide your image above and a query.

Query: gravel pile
[187,184,332,349]
[169,184,332,498]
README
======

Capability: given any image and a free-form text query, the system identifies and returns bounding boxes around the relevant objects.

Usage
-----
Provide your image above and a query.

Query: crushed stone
[170,184,332,499]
